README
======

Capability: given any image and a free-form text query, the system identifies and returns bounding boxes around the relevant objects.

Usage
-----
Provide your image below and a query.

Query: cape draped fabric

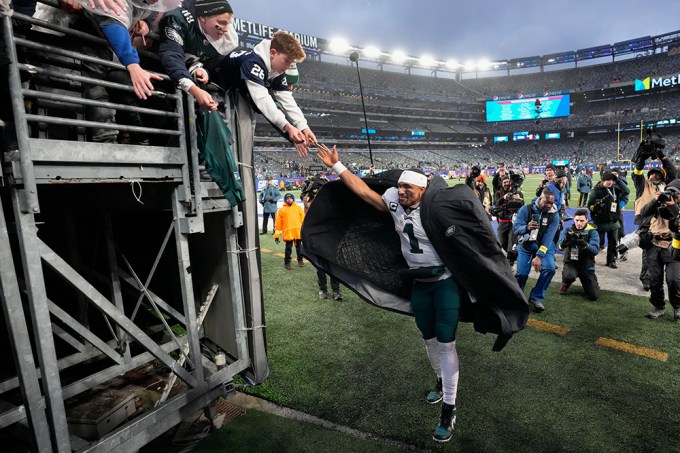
[301,170,529,351]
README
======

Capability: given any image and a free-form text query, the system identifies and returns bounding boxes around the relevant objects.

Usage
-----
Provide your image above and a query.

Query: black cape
[301,170,529,351]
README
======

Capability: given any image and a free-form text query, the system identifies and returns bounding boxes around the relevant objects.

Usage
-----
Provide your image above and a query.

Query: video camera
[632,128,667,162]
[657,186,680,204]
[564,228,586,246]
[300,175,329,203]
[508,168,525,189]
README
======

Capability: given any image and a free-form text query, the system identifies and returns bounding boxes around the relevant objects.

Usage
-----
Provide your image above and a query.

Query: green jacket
[196,111,246,206]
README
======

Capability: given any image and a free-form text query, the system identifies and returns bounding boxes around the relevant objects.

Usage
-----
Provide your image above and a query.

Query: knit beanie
[194,0,233,17]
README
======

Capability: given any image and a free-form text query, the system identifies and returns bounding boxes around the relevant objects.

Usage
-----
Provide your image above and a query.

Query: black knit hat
[601,170,615,181]
[194,0,233,17]
[545,164,556,171]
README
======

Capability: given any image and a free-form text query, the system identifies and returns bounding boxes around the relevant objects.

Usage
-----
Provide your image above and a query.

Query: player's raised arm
[316,144,387,213]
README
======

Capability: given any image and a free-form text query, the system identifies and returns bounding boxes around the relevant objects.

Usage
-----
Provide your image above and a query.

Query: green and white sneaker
[426,378,443,404]
[433,403,456,443]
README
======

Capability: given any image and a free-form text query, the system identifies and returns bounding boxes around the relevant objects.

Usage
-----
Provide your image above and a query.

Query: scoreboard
[486,95,571,122]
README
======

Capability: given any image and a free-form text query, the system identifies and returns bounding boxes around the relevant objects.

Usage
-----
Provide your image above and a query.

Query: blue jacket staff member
[513,189,560,313]
[557,209,601,301]
[316,144,459,443]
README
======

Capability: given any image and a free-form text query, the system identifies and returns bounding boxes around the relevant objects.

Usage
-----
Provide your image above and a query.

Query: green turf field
[197,229,680,452]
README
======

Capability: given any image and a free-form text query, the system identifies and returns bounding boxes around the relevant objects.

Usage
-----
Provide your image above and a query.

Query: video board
[486,95,571,122]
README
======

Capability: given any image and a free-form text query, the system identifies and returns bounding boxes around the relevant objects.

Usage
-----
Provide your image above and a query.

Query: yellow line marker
[527,318,570,335]
[595,337,668,362]
[274,253,285,258]
[261,248,272,253]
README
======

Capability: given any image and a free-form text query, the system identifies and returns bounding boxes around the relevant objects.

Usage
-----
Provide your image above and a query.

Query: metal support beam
[172,187,205,385]
[0,196,53,451]
[38,239,198,388]
[104,215,131,362]
[10,188,71,452]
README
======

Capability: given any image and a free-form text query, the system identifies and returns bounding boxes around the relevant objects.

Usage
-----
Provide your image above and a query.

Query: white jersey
[382,188,451,279]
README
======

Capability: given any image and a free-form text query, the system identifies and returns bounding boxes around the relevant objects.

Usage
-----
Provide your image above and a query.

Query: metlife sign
[635,75,680,91]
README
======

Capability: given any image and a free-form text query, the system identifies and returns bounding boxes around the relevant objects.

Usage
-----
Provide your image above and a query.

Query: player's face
[270,49,295,73]
[397,183,425,207]
[573,215,588,230]
[200,13,233,40]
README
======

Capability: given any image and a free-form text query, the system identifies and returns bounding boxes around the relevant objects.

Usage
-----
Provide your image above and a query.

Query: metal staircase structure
[0,4,267,451]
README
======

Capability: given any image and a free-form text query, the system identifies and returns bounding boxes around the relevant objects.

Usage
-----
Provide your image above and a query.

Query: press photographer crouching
[557,209,601,301]
[638,180,680,320]
[492,170,525,265]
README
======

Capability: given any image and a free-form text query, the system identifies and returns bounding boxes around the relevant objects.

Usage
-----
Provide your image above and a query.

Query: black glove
[656,148,666,160]
[576,237,588,249]
[275,238,280,245]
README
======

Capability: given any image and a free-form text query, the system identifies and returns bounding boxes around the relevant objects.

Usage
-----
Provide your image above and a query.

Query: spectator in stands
[588,171,622,269]
[576,168,592,207]
[513,189,560,313]
[557,209,600,301]
[214,31,318,158]
[158,0,238,111]
[64,0,171,143]
[274,193,304,270]
[259,176,280,235]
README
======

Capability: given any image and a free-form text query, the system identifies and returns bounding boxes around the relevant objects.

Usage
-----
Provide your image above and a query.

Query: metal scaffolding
[0,4,266,451]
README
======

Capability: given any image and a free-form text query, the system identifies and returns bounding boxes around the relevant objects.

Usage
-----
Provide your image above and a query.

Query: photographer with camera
[610,169,631,259]
[637,179,680,320]
[301,176,343,301]
[632,131,676,291]
[588,171,622,268]
[557,209,601,300]
[492,165,507,194]
[493,173,525,265]
[466,167,492,219]
[513,189,560,312]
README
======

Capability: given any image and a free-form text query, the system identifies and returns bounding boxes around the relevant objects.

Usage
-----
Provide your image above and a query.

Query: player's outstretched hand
[316,143,339,168]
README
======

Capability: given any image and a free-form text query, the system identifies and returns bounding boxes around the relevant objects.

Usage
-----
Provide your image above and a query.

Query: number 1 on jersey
[403,223,423,254]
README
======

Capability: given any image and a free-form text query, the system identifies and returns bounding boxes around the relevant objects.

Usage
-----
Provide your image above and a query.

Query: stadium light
[477,59,491,71]
[363,46,381,59]
[329,37,350,54]
[420,54,436,68]
[391,50,407,64]
[446,59,460,70]
[464,60,477,71]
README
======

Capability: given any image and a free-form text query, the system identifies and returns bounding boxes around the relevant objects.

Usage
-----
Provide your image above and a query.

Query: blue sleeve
[557,227,569,250]
[587,229,600,255]
[101,23,139,67]
[512,206,529,236]
[536,214,559,258]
